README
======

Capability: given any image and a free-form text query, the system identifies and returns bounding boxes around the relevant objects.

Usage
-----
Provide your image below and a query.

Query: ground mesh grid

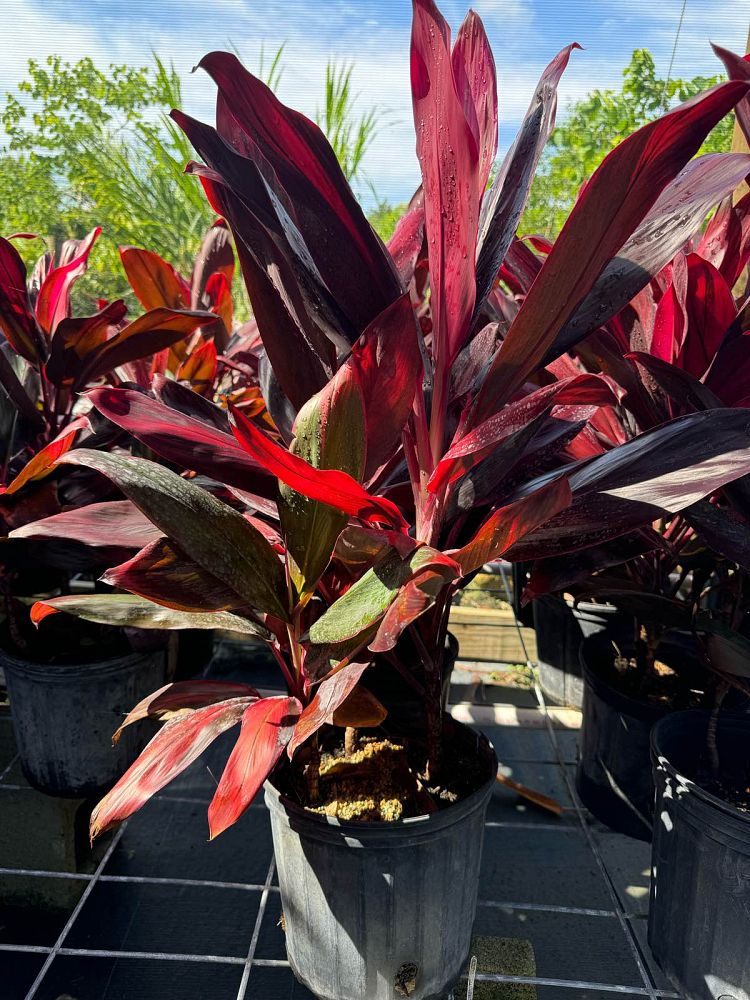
[1,640,677,999]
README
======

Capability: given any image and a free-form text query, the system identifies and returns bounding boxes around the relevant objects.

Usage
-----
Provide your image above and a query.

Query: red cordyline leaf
[0,236,42,363]
[697,188,750,290]
[287,662,370,758]
[113,680,260,742]
[230,405,409,531]
[452,11,498,190]
[411,0,495,363]
[471,78,750,425]
[9,499,163,549]
[651,253,688,365]
[46,300,129,385]
[208,696,301,839]
[119,246,191,311]
[86,386,277,516]
[549,152,750,362]
[0,425,80,496]
[387,190,425,286]
[176,337,218,394]
[706,334,750,406]
[453,477,572,575]
[192,221,235,312]
[174,143,338,411]
[475,43,579,318]
[430,374,616,494]
[676,255,737,379]
[193,53,400,334]
[369,563,456,653]
[350,293,423,479]
[90,698,252,840]
[713,44,750,144]
[75,307,214,388]
[35,227,101,335]
[204,271,233,335]
[102,537,244,613]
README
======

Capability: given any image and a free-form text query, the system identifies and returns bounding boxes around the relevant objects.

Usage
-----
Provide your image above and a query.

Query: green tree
[1,54,211,304]
[521,49,734,238]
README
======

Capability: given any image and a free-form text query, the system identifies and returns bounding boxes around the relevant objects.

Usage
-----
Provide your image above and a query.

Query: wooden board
[449,605,537,663]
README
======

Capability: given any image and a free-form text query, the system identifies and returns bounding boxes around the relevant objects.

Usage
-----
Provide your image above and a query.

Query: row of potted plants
[1,2,749,997]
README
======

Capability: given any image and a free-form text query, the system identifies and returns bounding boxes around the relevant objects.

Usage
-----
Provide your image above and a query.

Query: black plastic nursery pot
[576,632,670,840]
[533,595,633,709]
[265,720,497,1000]
[2,646,166,797]
[649,711,750,1000]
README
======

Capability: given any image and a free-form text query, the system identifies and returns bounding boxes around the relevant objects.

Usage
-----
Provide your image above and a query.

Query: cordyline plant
[119,221,269,422]
[516,143,750,687]
[0,225,239,648]
[21,3,750,840]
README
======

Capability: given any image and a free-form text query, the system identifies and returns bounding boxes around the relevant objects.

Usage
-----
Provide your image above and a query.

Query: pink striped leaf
[90,698,252,839]
[208,696,302,839]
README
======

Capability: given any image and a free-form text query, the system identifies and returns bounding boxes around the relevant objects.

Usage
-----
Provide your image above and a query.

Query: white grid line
[235,856,277,1000]
[0,866,622,917]
[22,824,127,1000]
[0,752,19,783]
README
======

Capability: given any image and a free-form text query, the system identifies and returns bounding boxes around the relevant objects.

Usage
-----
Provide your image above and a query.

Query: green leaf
[280,365,365,601]
[59,449,289,621]
[307,545,450,645]
[32,593,270,638]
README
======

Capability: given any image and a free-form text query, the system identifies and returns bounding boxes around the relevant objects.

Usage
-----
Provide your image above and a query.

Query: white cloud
[1,0,745,209]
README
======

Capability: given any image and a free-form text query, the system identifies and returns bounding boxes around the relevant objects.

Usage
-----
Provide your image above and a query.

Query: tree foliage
[521,49,735,238]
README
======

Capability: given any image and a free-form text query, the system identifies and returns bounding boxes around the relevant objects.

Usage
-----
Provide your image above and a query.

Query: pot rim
[651,709,750,824]
[265,722,497,844]
[0,645,163,681]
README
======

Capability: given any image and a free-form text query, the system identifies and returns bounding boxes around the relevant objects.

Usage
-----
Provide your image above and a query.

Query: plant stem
[409,621,442,782]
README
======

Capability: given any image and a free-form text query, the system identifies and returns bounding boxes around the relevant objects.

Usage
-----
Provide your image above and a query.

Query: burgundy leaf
[9,499,163,548]
[475,44,579,318]
[46,299,128,385]
[431,374,616,493]
[569,408,750,511]
[75,308,215,388]
[87,387,277,513]
[713,44,750,144]
[453,477,572,574]
[192,52,401,332]
[387,190,425,286]
[350,293,422,479]
[0,237,42,362]
[411,0,491,362]
[547,152,750,361]
[472,79,749,423]
[102,537,245,612]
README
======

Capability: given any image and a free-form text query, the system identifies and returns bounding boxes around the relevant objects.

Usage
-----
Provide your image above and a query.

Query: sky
[0,0,748,208]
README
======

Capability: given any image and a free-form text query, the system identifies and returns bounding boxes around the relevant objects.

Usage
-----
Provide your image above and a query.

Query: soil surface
[277,722,492,822]
[695,763,750,813]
